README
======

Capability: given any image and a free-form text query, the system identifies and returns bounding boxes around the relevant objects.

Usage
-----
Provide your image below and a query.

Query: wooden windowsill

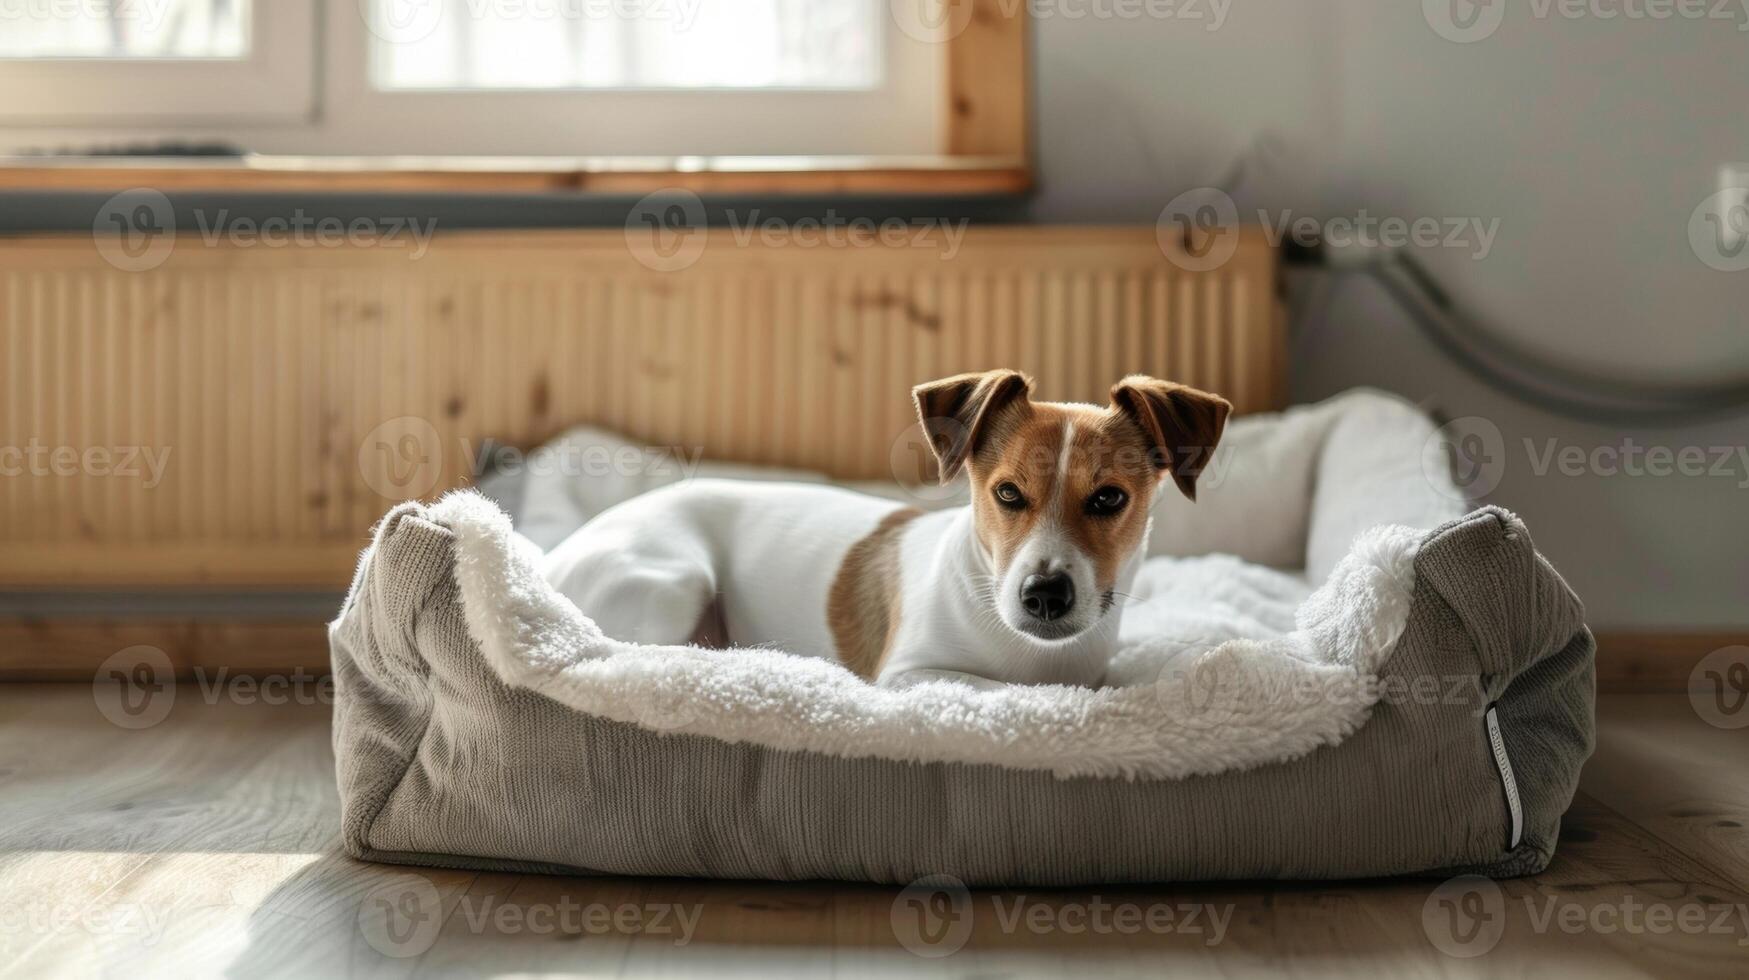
[0,154,1032,196]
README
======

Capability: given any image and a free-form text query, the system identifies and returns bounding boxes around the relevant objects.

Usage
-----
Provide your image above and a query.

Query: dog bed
[331,389,1594,884]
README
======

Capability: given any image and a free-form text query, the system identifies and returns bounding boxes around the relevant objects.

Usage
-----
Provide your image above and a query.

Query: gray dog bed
[330,391,1593,884]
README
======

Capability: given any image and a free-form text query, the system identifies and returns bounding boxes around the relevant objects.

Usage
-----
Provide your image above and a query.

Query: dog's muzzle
[1020,572,1075,622]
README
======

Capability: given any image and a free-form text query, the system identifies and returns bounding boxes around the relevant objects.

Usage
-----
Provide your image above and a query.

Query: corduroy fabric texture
[331,505,1593,885]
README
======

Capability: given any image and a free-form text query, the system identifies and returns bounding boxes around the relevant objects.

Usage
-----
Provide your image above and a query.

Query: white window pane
[371,0,879,90]
[0,0,249,58]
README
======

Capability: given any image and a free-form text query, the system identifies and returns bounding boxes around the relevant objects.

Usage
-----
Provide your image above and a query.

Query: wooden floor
[1,686,1745,979]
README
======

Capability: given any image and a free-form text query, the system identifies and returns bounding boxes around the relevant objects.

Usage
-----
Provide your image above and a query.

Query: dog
[540,370,1230,688]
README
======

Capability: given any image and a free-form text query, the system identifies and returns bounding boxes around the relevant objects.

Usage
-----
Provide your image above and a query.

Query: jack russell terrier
[542,371,1230,688]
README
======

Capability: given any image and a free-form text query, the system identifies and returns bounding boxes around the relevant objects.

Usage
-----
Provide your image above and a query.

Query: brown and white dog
[541,371,1230,688]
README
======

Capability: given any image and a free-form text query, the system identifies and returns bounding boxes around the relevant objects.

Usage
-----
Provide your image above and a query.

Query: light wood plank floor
[1,685,1745,979]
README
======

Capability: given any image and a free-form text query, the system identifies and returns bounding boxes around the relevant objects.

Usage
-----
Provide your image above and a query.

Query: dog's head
[914,370,1230,643]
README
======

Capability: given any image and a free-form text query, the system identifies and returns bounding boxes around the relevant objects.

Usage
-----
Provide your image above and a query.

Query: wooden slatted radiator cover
[0,227,1281,590]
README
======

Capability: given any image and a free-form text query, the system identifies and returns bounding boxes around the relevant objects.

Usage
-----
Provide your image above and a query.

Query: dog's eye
[1086,486,1129,516]
[993,481,1028,509]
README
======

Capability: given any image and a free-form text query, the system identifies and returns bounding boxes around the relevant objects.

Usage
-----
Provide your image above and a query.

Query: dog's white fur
[539,475,1146,689]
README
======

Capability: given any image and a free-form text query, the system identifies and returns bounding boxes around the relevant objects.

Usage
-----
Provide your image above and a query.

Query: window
[0,0,1028,190]
[371,0,880,90]
[0,0,314,122]
[0,0,249,59]
[341,0,932,157]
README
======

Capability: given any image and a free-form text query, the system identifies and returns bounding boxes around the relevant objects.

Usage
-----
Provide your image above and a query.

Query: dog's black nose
[1020,573,1075,622]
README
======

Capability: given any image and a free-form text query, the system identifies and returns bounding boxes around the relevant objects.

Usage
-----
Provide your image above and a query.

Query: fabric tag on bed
[1485,704,1523,851]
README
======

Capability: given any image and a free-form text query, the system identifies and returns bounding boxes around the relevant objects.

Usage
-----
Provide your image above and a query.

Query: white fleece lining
[416,490,1425,781]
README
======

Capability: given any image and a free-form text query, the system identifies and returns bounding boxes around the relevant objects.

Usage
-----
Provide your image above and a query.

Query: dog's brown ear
[1110,375,1232,501]
[912,370,1033,483]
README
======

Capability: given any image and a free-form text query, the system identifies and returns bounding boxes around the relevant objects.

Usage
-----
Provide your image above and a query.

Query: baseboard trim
[0,619,330,681]
[1593,632,1748,693]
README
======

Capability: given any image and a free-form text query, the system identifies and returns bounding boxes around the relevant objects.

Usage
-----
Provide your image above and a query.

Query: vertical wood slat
[0,228,1278,588]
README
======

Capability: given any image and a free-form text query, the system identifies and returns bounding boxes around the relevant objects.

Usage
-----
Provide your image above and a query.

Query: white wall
[1029,0,1748,628]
